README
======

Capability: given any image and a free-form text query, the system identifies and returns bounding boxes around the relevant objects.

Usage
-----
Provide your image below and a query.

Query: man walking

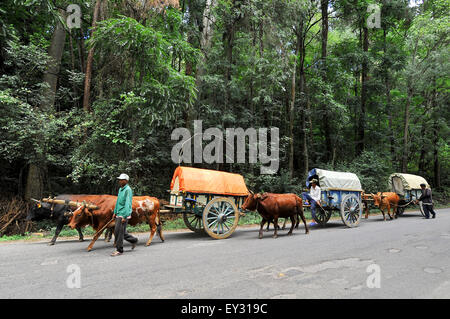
[415,183,436,219]
[111,173,138,256]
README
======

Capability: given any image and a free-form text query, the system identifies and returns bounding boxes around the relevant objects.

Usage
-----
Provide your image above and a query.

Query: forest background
[0,0,448,233]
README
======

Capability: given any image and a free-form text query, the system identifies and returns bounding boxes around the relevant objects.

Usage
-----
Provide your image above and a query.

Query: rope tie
[394,200,415,208]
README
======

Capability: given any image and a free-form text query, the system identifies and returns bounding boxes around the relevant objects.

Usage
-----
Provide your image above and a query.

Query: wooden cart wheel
[202,197,239,239]
[396,205,405,216]
[313,207,332,226]
[396,206,405,216]
[183,213,205,234]
[340,194,362,227]
[396,199,406,216]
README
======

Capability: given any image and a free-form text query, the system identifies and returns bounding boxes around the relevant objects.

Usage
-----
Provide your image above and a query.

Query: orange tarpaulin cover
[170,166,249,196]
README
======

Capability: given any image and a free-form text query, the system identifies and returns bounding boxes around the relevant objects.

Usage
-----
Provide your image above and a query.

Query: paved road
[1,208,449,299]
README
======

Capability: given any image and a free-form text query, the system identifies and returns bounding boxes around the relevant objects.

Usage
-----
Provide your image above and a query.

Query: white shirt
[310,185,321,202]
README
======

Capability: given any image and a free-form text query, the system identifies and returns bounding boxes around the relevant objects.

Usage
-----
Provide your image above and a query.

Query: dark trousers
[422,204,436,219]
[114,217,137,253]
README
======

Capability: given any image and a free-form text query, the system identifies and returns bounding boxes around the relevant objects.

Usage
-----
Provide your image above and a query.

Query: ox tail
[295,195,304,216]
[156,208,165,242]
[295,194,309,234]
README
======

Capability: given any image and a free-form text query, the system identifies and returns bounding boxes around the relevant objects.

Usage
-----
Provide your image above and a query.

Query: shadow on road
[28,238,91,246]
[397,213,424,218]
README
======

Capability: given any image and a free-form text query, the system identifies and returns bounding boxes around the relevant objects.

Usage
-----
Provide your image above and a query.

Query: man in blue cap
[111,173,138,256]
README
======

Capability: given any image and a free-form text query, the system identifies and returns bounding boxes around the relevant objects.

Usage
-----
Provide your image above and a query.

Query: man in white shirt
[302,179,321,226]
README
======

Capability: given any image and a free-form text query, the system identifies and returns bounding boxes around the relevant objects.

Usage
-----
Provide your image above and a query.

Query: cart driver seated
[302,179,322,226]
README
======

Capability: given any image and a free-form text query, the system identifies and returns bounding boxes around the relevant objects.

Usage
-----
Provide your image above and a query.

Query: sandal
[111,251,122,257]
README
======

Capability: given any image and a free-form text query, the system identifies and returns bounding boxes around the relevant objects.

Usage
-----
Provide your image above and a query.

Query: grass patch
[0,234,33,241]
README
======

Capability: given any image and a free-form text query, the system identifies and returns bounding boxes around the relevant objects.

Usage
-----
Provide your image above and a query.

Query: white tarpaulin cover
[307,168,362,191]
[389,173,429,195]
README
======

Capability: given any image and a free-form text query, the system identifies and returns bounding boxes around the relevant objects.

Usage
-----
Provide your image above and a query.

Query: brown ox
[242,192,309,239]
[68,195,164,251]
[27,194,112,245]
[371,192,400,220]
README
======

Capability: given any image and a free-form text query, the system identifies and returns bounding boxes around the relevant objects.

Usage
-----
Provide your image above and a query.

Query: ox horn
[249,190,254,195]
[30,198,41,203]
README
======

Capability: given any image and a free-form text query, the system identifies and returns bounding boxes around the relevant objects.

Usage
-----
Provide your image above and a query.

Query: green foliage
[0,234,34,241]
[0,0,448,211]
[0,40,52,166]
[91,12,198,111]
[332,151,394,193]
[64,8,200,195]
[0,90,42,163]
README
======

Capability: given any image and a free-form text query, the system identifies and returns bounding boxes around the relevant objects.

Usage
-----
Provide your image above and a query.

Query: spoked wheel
[396,206,405,216]
[202,197,239,239]
[396,200,406,216]
[313,207,332,226]
[340,194,362,227]
[183,212,205,234]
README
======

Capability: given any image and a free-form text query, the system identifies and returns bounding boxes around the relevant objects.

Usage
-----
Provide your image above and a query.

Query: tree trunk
[184,33,194,132]
[189,0,218,132]
[383,28,395,161]
[418,122,427,175]
[82,0,102,113]
[222,1,242,112]
[78,28,86,73]
[196,0,217,86]
[288,26,302,179]
[401,79,412,172]
[433,120,440,189]
[386,79,394,158]
[40,9,67,111]
[288,61,296,179]
[259,18,264,57]
[25,9,66,200]
[69,29,79,109]
[402,38,419,172]
[431,78,440,189]
[321,0,332,162]
[304,68,313,170]
[224,24,234,108]
[300,68,309,177]
[354,29,360,155]
[200,0,217,54]
[356,26,369,156]
[299,29,309,176]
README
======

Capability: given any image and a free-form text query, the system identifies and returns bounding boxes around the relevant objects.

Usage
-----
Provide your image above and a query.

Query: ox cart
[389,173,429,217]
[160,166,249,239]
[302,168,364,227]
